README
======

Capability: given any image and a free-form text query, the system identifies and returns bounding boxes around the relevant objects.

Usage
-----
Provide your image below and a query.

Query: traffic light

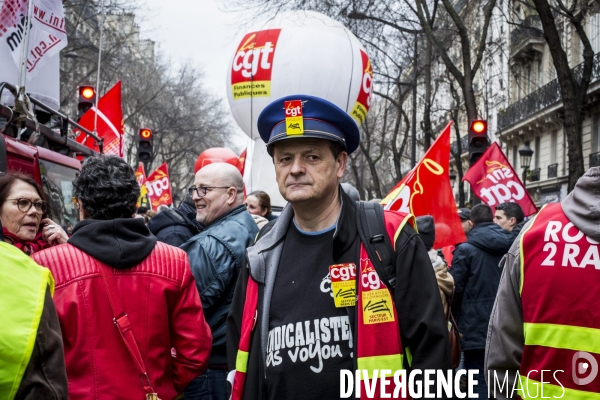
[77,85,96,118]
[137,128,153,163]
[468,119,489,166]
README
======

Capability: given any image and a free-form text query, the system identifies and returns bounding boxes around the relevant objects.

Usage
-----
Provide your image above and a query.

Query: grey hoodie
[485,167,600,399]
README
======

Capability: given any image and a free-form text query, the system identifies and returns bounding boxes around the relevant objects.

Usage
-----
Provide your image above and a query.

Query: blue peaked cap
[257,94,360,155]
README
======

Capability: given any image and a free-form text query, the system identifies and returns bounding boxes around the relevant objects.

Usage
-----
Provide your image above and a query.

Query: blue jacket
[180,205,258,366]
[449,222,515,350]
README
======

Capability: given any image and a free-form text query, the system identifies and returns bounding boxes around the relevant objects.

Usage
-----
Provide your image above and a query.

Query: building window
[513,145,518,169]
[593,114,600,153]
[535,136,541,169]
[591,12,600,55]
[527,64,532,94]
[537,59,543,88]
[550,129,558,164]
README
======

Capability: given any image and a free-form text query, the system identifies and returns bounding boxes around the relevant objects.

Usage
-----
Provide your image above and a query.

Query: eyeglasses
[7,198,48,213]
[187,186,231,197]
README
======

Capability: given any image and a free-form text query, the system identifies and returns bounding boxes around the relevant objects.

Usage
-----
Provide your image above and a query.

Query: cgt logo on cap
[284,100,304,136]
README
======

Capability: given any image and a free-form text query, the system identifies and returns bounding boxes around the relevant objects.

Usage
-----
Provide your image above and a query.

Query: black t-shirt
[266,221,354,400]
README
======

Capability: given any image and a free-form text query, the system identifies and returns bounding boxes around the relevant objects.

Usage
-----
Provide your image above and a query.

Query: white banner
[0,0,67,79]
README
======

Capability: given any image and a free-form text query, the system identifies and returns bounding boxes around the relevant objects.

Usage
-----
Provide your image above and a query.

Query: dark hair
[0,172,48,219]
[328,141,346,160]
[72,156,139,220]
[136,206,148,215]
[471,204,493,225]
[248,190,272,217]
[496,202,524,224]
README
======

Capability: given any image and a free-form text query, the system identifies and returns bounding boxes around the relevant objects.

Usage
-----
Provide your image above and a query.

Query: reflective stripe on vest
[231,276,259,400]
[520,203,600,395]
[231,211,414,400]
[0,242,54,399]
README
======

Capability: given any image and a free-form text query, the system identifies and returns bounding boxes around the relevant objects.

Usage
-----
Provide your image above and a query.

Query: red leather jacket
[33,242,211,400]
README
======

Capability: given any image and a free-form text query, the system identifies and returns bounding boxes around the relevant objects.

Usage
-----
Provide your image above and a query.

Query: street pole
[410,38,418,168]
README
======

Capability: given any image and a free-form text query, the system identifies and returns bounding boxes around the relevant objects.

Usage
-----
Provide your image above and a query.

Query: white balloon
[226,10,373,139]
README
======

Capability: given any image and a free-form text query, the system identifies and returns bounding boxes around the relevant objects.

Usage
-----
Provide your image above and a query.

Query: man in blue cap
[226,95,451,400]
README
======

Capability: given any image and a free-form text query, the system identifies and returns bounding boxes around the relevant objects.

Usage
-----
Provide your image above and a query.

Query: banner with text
[0,0,68,78]
[463,142,537,217]
[145,162,172,209]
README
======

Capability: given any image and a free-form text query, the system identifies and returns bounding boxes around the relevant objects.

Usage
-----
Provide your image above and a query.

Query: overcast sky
[138,0,251,150]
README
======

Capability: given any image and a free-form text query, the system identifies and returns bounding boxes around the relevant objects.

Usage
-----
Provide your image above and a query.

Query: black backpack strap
[255,219,277,243]
[356,201,397,291]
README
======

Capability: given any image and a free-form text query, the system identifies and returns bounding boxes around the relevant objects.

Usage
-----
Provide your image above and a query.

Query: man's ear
[336,151,348,179]
[227,187,237,205]
[509,217,517,227]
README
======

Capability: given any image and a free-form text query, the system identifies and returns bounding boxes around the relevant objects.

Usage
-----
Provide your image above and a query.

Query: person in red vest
[226,95,451,400]
[486,167,600,398]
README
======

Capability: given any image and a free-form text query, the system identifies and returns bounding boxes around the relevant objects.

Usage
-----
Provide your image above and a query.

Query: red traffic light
[470,120,487,134]
[80,86,95,100]
[139,128,153,139]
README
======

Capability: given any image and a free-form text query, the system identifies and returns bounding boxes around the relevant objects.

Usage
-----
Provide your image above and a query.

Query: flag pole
[93,0,106,143]
[17,0,34,90]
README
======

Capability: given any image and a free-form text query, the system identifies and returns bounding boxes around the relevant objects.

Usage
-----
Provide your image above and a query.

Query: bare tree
[61,0,233,200]
[525,0,596,191]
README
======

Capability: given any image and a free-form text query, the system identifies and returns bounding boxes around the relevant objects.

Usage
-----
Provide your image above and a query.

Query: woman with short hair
[0,172,68,255]
[33,156,211,400]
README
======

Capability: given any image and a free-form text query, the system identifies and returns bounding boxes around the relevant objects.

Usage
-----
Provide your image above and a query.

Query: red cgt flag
[76,81,124,157]
[463,142,537,217]
[145,162,173,210]
[381,122,466,248]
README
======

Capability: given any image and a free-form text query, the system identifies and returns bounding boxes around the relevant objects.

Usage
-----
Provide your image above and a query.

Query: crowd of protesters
[1,93,598,400]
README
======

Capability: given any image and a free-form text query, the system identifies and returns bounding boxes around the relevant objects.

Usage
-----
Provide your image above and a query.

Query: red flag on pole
[463,142,537,216]
[76,81,124,156]
[381,122,466,248]
[145,162,173,210]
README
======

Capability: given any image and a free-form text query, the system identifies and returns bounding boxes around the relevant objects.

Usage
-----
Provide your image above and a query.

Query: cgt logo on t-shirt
[266,316,353,373]
[320,272,333,297]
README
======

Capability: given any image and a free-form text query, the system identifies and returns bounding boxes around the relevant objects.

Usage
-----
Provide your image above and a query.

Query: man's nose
[290,156,305,175]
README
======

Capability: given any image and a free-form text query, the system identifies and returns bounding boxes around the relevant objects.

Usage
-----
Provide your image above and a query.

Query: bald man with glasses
[180,162,259,400]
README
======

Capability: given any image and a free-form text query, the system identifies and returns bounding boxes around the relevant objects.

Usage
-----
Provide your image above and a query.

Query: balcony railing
[530,168,541,182]
[548,163,558,178]
[591,152,600,168]
[510,16,544,56]
[498,52,600,130]
[450,135,469,156]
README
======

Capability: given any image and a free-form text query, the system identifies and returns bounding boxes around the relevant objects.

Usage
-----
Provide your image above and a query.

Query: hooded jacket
[226,189,452,400]
[486,167,600,399]
[147,202,203,248]
[449,221,515,350]
[32,218,211,400]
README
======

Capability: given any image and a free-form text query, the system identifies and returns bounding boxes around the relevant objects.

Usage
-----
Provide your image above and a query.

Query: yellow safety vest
[0,242,54,399]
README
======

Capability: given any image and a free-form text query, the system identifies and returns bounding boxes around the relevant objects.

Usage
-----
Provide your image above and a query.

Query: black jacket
[181,205,258,366]
[226,190,452,399]
[449,222,515,350]
[147,203,202,248]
